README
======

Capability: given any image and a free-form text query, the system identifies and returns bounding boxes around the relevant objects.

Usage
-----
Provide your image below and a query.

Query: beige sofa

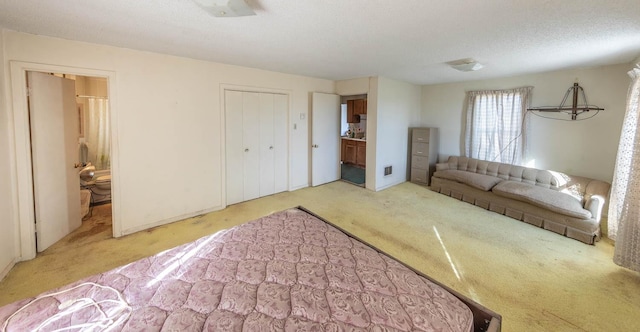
[430,156,610,244]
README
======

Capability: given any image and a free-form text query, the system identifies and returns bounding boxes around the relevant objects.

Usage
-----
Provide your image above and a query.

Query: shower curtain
[87,98,110,170]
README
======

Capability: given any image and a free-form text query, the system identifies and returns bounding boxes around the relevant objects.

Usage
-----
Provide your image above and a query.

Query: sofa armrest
[435,163,450,171]
[583,179,610,222]
[585,195,606,222]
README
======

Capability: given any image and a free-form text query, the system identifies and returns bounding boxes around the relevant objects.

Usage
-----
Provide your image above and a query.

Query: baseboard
[290,184,309,191]
[120,205,224,236]
[0,259,16,282]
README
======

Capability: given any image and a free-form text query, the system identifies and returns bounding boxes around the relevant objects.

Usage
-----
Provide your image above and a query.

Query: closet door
[226,90,288,206]
[259,93,275,196]
[242,92,261,201]
[273,94,288,193]
[225,91,244,205]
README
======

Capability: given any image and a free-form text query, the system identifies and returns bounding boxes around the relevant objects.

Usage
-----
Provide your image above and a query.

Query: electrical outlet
[384,166,392,176]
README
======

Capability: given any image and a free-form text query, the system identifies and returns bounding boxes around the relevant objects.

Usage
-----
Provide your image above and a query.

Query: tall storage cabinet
[226,90,288,205]
[409,127,438,185]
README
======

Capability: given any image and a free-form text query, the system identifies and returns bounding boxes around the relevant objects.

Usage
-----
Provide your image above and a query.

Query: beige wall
[373,77,421,190]
[0,29,17,279]
[336,77,369,96]
[421,64,630,182]
[1,29,333,266]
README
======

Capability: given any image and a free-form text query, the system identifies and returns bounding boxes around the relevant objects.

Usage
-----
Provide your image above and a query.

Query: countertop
[341,136,366,142]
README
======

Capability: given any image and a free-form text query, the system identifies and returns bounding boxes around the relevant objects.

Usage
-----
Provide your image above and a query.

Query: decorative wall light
[527,83,604,120]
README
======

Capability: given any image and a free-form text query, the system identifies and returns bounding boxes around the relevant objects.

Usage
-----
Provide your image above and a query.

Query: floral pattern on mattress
[0,208,473,331]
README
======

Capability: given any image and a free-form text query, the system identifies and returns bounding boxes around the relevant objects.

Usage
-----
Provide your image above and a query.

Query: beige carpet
[0,181,638,331]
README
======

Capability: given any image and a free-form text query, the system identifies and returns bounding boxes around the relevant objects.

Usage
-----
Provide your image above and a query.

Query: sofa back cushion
[446,156,560,189]
[433,170,504,191]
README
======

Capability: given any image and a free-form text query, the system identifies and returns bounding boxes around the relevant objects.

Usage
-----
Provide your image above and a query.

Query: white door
[273,94,288,193]
[28,71,81,252]
[311,92,340,186]
[226,90,289,205]
[242,92,261,201]
[225,90,244,205]
[259,93,275,197]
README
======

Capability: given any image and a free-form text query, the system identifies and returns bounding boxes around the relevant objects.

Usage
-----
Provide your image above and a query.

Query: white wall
[336,77,369,95]
[373,77,421,190]
[2,30,333,246]
[421,64,630,182]
[0,30,17,279]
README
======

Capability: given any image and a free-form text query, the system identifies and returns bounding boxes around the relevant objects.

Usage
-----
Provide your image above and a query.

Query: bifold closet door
[259,93,288,196]
[272,94,287,193]
[226,90,288,205]
[242,92,261,201]
[259,93,275,197]
[225,90,245,205]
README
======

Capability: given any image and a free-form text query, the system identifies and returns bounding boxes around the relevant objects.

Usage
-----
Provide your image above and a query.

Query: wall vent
[384,166,392,176]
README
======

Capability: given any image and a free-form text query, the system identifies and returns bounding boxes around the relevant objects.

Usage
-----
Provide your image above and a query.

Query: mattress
[0,207,497,331]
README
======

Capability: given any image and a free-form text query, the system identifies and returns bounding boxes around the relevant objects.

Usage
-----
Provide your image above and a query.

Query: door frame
[9,61,119,261]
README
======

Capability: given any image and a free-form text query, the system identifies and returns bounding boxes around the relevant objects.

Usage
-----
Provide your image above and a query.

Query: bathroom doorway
[10,61,118,260]
[74,75,113,245]
[29,72,112,252]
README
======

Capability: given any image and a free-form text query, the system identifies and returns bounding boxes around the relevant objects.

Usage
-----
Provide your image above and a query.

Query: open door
[28,71,82,252]
[311,92,340,186]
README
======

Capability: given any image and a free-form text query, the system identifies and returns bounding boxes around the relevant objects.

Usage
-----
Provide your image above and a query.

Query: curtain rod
[76,95,108,99]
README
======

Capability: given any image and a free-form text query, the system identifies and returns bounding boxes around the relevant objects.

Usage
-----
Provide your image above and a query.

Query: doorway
[9,61,118,261]
[340,95,367,187]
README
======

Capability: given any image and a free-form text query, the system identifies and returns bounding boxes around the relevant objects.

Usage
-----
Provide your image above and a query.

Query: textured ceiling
[1,0,639,85]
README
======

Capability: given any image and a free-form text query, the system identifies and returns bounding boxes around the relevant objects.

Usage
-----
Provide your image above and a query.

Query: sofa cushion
[433,170,503,191]
[492,181,592,219]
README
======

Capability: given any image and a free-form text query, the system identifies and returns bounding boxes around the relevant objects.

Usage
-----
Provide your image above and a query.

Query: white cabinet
[225,90,288,205]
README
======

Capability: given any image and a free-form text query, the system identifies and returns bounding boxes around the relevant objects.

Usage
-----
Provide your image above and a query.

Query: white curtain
[87,98,110,170]
[608,66,640,272]
[464,87,532,165]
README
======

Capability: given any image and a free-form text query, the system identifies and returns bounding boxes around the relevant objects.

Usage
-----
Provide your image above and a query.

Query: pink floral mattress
[0,208,475,331]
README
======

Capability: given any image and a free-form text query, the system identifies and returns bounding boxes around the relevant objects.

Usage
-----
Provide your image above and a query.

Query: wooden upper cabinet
[354,99,365,115]
[346,100,360,123]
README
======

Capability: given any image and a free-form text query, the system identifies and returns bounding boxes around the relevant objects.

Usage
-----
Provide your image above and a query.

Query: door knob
[244,148,249,152]
[269,146,273,150]
[312,144,319,148]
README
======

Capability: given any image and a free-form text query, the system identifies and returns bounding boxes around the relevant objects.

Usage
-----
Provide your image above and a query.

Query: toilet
[79,165,111,204]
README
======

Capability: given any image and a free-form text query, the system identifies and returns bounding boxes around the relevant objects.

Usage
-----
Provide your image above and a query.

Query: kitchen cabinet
[354,99,366,115]
[346,98,367,123]
[341,138,366,167]
[226,90,288,205]
[356,141,366,167]
[346,100,359,123]
[343,139,357,164]
[409,128,438,185]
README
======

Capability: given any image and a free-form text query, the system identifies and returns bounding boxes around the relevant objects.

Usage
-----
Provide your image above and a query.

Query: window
[464,87,532,164]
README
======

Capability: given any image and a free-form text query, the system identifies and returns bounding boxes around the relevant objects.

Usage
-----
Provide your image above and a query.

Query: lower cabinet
[341,138,366,167]
[356,141,366,167]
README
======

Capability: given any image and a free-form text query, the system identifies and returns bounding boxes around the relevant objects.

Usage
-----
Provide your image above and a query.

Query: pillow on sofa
[492,181,592,219]
[433,170,503,191]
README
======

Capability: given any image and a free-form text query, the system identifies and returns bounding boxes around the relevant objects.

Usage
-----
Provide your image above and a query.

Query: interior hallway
[0,181,638,331]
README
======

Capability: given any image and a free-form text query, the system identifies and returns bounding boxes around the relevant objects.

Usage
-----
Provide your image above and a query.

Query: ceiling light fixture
[448,58,484,72]
[192,0,256,17]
